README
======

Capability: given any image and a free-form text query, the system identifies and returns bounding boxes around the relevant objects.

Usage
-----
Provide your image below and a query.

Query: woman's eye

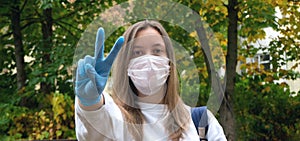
[133,50,143,56]
[153,49,162,54]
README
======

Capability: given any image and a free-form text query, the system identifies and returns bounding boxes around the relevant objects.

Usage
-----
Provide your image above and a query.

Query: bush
[234,75,300,140]
[0,92,75,140]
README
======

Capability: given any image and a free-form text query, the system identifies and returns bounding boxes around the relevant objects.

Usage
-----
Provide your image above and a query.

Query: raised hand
[75,27,124,106]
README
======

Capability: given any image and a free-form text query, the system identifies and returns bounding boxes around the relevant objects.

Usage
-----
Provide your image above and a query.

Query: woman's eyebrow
[133,45,143,48]
[152,43,164,47]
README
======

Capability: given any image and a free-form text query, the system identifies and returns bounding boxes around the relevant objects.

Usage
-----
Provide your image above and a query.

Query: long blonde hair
[111,20,190,140]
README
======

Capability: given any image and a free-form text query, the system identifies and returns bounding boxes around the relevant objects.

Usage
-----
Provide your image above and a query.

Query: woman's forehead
[133,34,165,46]
[136,27,161,37]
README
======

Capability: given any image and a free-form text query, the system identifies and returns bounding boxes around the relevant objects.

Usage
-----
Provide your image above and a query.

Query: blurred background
[0,0,299,140]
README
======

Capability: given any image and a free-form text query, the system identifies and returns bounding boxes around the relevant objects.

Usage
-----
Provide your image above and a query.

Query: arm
[75,93,126,140]
[74,28,125,140]
[75,27,124,111]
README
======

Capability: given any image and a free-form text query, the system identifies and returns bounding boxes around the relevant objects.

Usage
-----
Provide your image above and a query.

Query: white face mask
[127,55,170,96]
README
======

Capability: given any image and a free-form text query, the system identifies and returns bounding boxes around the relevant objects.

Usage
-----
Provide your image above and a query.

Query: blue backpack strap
[191,106,208,141]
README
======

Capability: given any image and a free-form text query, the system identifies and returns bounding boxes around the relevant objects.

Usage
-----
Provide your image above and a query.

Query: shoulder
[206,110,227,140]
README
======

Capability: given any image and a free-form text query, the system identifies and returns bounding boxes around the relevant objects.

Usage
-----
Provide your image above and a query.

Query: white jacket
[75,93,227,141]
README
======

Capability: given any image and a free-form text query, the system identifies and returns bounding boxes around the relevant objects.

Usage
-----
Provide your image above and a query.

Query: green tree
[235,0,300,140]
[178,0,299,140]
[0,0,126,139]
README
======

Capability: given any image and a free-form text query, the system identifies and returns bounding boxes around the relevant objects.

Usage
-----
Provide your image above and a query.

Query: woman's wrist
[78,94,104,111]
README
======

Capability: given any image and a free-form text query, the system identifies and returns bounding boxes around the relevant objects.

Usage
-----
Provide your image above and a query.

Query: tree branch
[53,2,94,23]
[222,2,228,9]
[55,21,80,40]
[58,20,84,32]
[20,0,28,13]
[1,20,38,38]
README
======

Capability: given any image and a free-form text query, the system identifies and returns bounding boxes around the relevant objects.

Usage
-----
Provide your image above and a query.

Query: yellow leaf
[189,31,197,38]
[264,76,274,82]
[262,86,271,93]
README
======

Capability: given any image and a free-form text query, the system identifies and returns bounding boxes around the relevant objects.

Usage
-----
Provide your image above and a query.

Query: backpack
[191,106,208,141]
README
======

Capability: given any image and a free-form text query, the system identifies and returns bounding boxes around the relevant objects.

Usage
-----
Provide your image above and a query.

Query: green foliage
[235,74,300,140]
[0,92,75,140]
[0,0,127,139]
[239,1,277,42]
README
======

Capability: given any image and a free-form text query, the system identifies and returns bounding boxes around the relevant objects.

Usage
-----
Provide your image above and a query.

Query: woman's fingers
[94,27,105,61]
[105,36,124,65]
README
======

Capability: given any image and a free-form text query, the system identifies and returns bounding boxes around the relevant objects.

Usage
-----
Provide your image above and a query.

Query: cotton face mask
[127,55,170,96]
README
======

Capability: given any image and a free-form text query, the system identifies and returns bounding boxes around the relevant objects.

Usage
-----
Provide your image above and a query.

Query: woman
[75,20,226,140]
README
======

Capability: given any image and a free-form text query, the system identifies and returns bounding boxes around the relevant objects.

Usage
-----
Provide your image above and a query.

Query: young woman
[75,20,226,140]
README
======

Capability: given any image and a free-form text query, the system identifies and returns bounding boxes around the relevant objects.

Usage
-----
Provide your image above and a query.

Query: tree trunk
[11,0,26,90]
[40,8,53,94]
[220,0,238,140]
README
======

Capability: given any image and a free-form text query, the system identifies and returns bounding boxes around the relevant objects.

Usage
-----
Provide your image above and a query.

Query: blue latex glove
[75,27,124,106]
